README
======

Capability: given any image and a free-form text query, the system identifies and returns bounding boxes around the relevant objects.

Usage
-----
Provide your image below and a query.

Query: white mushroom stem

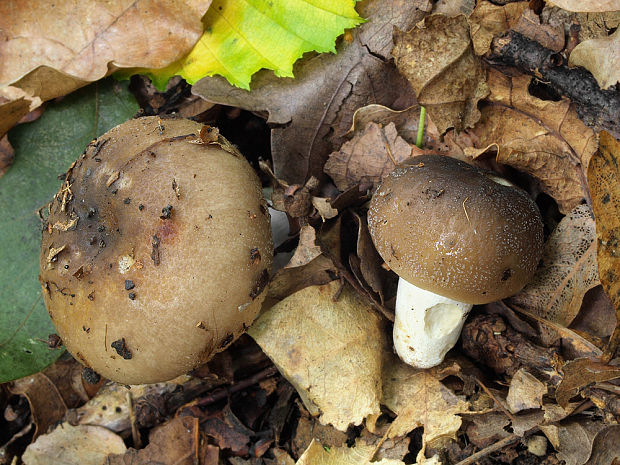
[393,277,472,368]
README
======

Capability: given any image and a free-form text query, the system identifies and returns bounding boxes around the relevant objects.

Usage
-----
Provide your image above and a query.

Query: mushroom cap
[40,117,273,384]
[367,155,543,304]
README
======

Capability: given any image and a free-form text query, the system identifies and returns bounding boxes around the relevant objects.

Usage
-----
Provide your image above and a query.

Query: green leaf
[0,79,138,383]
[123,0,364,90]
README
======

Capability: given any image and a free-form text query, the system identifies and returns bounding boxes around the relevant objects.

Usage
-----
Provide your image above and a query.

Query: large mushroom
[40,116,273,384]
[367,155,544,368]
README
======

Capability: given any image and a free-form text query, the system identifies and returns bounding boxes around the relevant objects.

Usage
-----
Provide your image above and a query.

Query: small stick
[195,366,278,407]
[454,433,522,465]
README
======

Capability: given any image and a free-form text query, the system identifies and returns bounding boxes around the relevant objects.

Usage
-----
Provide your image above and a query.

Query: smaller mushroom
[367,155,544,368]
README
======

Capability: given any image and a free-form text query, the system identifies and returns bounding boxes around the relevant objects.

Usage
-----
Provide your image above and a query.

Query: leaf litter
[3,1,620,464]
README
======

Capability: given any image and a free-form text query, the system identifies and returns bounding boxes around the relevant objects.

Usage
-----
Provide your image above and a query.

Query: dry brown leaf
[432,0,475,17]
[506,369,547,414]
[569,29,620,90]
[325,122,412,192]
[508,204,599,344]
[556,358,620,408]
[0,133,15,176]
[296,439,404,465]
[547,0,620,12]
[249,281,387,431]
[464,412,510,448]
[382,355,469,453]
[512,8,565,52]
[540,420,606,465]
[106,416,199,465]
[588,131,620,361]
[468,1,529,56]
[10,372,68,439]
[265,223,339,306]
[293,411,348,458]
[471,70,597,213]
[22,424,126,465]
[393,14,489,133]
[0,0,210,137]
[192,0,426,184]
[584,425,620,465]
[357,427,411,463]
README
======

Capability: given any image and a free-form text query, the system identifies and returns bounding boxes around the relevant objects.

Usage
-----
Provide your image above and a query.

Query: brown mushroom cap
[367,155,543,304]
[40,117,273,384]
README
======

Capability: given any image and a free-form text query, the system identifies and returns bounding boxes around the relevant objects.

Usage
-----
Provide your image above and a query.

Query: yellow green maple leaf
[128,0,363,90]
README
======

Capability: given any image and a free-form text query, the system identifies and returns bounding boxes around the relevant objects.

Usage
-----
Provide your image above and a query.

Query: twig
[475,378,516,423]
[454,433,522,465]
[196,366,278,407]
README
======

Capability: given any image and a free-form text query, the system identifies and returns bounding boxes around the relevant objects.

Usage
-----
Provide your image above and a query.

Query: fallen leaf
[192,0,426,184]
[508,204,599,344]
[325,122,412,192]
[312,198,339,221]
[547,0,620,13]
[584,425,620,465]
[9,372,68,439]
[468,1,529,56]
[463,412,510,448]
[106,416,199,465]
[506,369,547,414]
[0,0,210,137]
[296,439,404,465]
[0,134,14,176]
[556,358,620,408]
[140,0,363,90]
[569,28,620,90]
[471,70,598,213]
[249,281,387,431]
[292,410,348,458]
[357,428,411,463]
[202,405,253,455]
[393,14,489,133]
[512,8,565,52]
[432,0,475,17]
[587,131,620,361]
[382,355,469,452]
[22,424,126,465]
[540,420,605,465]
[265,223,339,305]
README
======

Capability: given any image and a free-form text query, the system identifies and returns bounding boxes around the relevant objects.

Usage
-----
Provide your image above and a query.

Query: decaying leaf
[512,8,565,52]
[509,204,599,344]
[587,131,620,361]
[192,0,426,184]
[471,70,598,213]
[22,424,126,465]
[249,281,386,431]
[393,14,489,133]
[296,439,404,465]
[0,0,210,137]
[106,416,199,465]
[382,355,469,455]
[464,412,510,448]
[540,420,606,465]
[556,358,620,408]
[468,1,529,56]
[265,223,338,306]
[584,425,620,465]
[506,368,547,414]
[325,122,412,192]
[0,134,15,176]
[569,29,620,90]
[546,0,620,13]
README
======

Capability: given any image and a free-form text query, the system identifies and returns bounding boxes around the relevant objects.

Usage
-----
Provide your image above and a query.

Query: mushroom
[367,155,543,368]
[40,116,273,384]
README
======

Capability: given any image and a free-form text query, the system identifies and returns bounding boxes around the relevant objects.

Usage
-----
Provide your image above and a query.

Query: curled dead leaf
[556,358,620,408]
[325,122,412,192]
[249,281,387,431]
[473,69,597,213]
[468,1,529,56]
[393,14,489,133]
